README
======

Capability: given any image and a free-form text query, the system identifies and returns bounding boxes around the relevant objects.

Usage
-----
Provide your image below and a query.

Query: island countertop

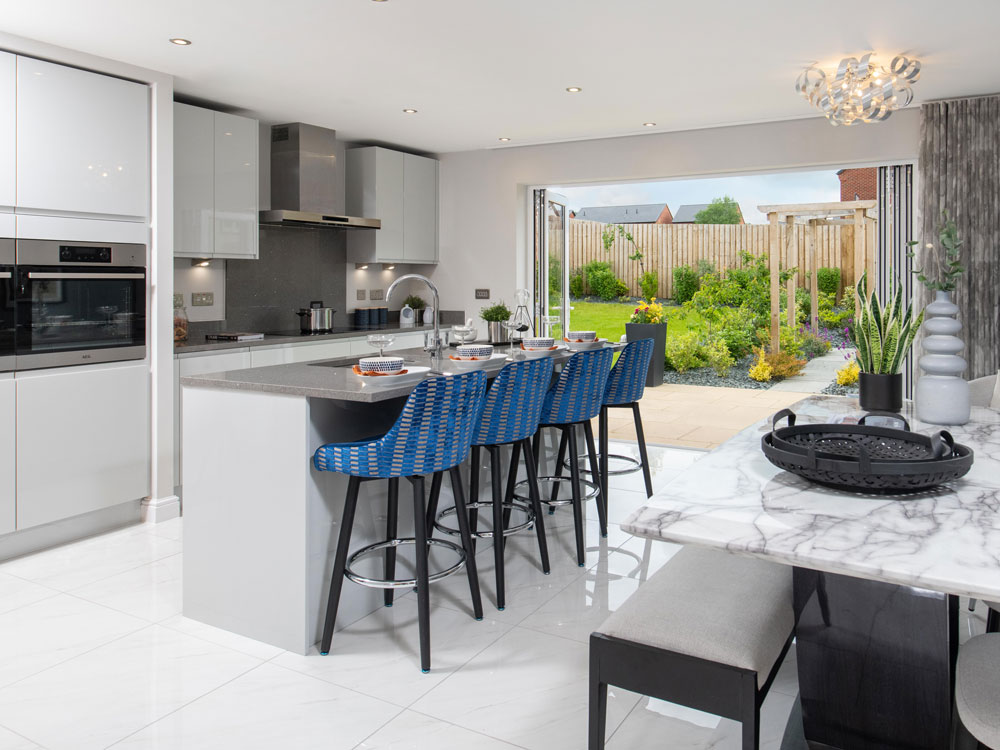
[623,395,1000,601]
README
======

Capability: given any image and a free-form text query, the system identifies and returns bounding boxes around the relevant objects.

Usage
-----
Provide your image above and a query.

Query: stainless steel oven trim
[0,355,14,373]
[0,239,12,266]
[0,272,10,279]
[15,239,146,267]
[14,346,146,371]
[26,272,145,280]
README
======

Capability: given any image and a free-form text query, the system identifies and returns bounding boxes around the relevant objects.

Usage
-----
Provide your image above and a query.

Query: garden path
[769,348,854,393]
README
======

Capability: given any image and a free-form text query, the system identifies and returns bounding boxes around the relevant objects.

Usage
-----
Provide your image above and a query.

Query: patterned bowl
[522,337,555,350]
[358,356,405,374]
[456,344,494,359]
[566,330,597,342]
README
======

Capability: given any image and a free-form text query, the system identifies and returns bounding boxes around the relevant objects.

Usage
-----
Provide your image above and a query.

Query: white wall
[173,259,226,322]
[429,110,921,338]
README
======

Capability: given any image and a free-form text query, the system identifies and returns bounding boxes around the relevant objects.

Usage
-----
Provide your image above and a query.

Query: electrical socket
[356,289,366,301]
[475,289,490,300]
[191,292,214,307]
[369,289,384,301]
[173,293,184,308]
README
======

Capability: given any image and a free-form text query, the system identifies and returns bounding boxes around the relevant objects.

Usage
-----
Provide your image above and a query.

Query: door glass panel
[533,190,569,339]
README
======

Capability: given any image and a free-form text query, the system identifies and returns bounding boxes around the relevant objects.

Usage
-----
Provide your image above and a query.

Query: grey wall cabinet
[347,147,438,264]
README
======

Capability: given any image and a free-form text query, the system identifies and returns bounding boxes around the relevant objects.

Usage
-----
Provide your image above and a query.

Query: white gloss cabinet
[403,153,439,263]
[16,364,150,530]
[0,376,14,535]
[173,103,214,258]
[16,56,149,221]
[173,103,258,259]
[0,53,14,211]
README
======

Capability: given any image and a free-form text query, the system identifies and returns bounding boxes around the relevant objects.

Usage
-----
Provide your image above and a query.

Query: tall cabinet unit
[347,147,438,264]
[15,56,149,220]
[0,377,14,535]
[0,52,14,212]
[174,103,258,259]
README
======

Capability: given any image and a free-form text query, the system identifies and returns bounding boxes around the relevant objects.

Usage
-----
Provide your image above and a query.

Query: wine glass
[501,319,520,357]
[367,333,395,358]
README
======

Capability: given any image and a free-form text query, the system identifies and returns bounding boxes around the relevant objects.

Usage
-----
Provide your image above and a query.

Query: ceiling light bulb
[565,86,582,93]
[498,137,510,142]
[402,108,417,114]
[169,38,192,46]
[642,122,656,127]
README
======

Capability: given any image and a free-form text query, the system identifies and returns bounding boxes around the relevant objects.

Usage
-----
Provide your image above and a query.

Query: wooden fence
[569,220,856,298]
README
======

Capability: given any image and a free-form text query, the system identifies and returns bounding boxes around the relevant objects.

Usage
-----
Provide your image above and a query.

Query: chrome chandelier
[796,53,921,126]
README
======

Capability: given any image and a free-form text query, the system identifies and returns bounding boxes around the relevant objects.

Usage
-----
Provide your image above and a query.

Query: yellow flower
[836,360,860,386]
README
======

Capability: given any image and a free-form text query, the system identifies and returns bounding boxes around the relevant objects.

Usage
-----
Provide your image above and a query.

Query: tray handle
[859,411,910,431]
[772,409,796,429]
[856,444,873,475]
[929,430,955,459]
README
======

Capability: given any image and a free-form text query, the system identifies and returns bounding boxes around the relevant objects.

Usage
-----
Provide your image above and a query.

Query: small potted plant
[480,301,512,344]
[850,272,923,412]
[625,298,667,387]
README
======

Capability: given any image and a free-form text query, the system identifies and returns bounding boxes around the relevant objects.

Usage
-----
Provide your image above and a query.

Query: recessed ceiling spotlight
[498,137,510,142]
[371,0,389,2]
[565,86,582,93]
[169,38,192,46]
[402,108,417,114]
[642,122,656,127]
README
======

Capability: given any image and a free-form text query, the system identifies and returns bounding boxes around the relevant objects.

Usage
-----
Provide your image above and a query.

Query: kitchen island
[181,345,615,655]
[623,395,1000,750]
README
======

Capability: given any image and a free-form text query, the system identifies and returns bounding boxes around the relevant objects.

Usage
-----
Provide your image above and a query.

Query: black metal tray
[761,409,974,493]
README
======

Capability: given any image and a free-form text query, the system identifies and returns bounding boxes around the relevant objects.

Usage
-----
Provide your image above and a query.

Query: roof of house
[574,203,670,223]
[671,203,711,222]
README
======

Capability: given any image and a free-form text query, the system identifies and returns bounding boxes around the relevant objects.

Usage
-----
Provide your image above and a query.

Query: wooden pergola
[757,201,877,352]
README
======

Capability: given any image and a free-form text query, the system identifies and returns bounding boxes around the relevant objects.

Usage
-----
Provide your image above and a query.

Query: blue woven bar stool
[556,339,656,506]
[516,348,613,566]
[429,358,554,611]
[313,371,487,673]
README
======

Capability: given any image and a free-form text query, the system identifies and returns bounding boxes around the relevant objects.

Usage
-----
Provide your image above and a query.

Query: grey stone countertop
[174,325,435,355]
[180,343,624,403]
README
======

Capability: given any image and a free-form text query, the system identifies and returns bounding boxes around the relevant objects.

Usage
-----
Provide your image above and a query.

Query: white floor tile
[0,624,260,750]
[410,626,641,750]
[114,662,400,750]
[355,710,523,749]
[0,593,146,688]
[158,614,285,661]
[145,517,184,541]
[273,596,512,707]
[0,726,41,750]
[72,553,182,622]
[0,573,56,616]
[519,571,642,644]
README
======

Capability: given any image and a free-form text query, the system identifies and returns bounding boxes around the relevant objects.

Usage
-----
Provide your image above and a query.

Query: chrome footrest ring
[561,452,642,476]
[513,475,600,507]
[344,538,466,589]
[434,500,535,538]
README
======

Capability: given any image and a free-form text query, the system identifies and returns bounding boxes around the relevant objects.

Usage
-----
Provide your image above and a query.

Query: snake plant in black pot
[850,272,923,412]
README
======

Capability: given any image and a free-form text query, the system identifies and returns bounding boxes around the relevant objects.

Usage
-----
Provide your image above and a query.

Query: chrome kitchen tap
[386,273,442,355]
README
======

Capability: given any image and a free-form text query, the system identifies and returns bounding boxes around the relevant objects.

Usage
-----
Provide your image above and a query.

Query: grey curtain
[919,95,1000,379]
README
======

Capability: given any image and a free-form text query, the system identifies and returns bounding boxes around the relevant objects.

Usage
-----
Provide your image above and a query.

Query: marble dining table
[623,394,1000,750]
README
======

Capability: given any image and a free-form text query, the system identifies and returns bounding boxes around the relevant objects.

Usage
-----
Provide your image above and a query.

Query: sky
[552,169,841,224]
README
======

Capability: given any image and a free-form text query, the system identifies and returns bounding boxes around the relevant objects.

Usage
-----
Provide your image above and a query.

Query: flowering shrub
[629,298,665,325]
[836,360,860,386]
[765,349,807,379]
[748,348,773,382]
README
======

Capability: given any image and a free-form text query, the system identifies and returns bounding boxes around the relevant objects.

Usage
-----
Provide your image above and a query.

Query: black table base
[793,569,958,750]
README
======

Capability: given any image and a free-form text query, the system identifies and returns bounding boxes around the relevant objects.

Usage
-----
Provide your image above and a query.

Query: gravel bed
[821,382,860,397]
[662,354,773,390]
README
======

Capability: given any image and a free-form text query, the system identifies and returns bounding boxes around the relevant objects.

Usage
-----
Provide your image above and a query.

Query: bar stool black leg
[425,471,443,537]
[599,406,610,514]
[409,475,431,673]
[320,476,361,655]
[384,478,399,607]
[549,428,569,510]
[584,421,608,537]
[988,607,999,633]
[632,403,653,498]
[488,445,506,610]
[449,466,484,621]
[501,441,522,550]
[521,437,551,575]
[467,445,481,550]
[568,427,586,567]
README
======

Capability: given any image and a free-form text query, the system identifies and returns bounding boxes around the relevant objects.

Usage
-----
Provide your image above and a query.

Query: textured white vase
[915,290,970,425]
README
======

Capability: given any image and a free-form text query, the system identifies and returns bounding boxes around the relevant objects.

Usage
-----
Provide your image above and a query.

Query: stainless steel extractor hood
[259,123,380,230]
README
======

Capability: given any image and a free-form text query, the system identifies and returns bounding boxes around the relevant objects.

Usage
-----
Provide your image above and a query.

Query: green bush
[688,252,793,329]
[817,289,853,330]
[548,257,562,297]
[704,338,735,377]
[664,331,706,373]
[817,267,841,296]
[696,259,717,279]
[639,270,659,300]
[582,260,612,295]
[717,314,756,359]
[589,268,628,300]
[796,287,811,320]
[569,269,584,298]
[672,266,700,304]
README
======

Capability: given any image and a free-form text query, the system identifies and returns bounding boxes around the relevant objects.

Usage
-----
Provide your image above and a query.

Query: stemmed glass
[367,333,395,358]
[502,319,520,358]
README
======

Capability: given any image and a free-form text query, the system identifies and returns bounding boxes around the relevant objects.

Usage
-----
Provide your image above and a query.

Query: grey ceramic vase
[915,290,970,425]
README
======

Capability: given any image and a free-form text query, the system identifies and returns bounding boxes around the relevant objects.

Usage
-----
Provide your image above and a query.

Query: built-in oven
[14,239,146,370]
[0,238,14,373]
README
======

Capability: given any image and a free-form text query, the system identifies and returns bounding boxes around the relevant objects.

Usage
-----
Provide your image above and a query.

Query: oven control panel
[59,245,112,263]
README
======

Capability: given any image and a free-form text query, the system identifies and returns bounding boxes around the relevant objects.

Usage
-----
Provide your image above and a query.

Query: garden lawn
[569,300,703,343]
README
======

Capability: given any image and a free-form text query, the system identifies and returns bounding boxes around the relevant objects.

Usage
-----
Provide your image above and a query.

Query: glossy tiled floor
[0,442,989,750]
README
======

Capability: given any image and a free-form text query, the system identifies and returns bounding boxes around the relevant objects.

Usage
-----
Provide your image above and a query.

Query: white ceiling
[3,0,1000,153]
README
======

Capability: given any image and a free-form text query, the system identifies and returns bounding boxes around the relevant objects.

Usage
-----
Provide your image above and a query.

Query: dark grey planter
[858,372,903,412]
[625,322,667,387]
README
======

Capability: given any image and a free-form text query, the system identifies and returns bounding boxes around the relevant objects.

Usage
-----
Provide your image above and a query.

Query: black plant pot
[858,372,903,412]
[625,322,666,388]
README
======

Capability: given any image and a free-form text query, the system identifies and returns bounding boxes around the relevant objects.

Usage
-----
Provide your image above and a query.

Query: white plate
[446,353,508,370]
[516,344,567,359]
[354,365,431,386]
[565,338,609,351]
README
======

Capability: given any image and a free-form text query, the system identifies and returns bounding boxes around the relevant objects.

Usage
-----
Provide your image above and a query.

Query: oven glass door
[16,266,146,365]
[0,265,14,370]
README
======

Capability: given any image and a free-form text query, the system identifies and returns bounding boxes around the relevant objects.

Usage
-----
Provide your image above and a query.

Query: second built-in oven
[14,239,147,370]
[0,238,13,372]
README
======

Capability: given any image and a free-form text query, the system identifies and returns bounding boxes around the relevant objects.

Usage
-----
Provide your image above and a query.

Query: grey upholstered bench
[955,633,1000,749]
[589,545,795,750]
